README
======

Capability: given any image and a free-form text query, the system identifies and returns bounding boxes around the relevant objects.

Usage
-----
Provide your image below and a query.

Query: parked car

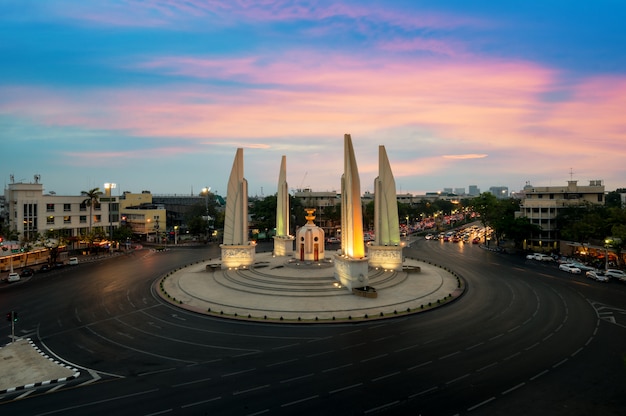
[585,270,609,282]
[605,269,626,282]
[39,264,53,272]
[6,272,21,283]
[20,268,35,277]
[69,257,79,265]
[559,264,582,274]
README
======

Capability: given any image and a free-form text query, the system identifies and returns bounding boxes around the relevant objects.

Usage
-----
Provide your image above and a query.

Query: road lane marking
[172,377,212,388]
[266,358,298,367]
[552,358,568,368]
[280,395,319,407]
[439,351,460,360]
[446,373,470,385]
[467,396,495,411]
[329,382,363,394]
[530,369,548,380]
[502,382,525,395]
[181,396,221,408]
[322,363,353,373]
[233,384,270,395]
[139,368,175,377]
[222,368,256,377]
[372,371,400,382]
[272,343,300,350]
[280,373,314,383]
[364,400,400,414]
[466,342,484,350]
[408,386,437,398]
[361,353,388,363]
[407,360,432,370]
[306,350,333,358]
[476,362,498,372]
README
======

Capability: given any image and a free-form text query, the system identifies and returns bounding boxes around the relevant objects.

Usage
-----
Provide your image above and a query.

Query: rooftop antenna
[569,168,574,181]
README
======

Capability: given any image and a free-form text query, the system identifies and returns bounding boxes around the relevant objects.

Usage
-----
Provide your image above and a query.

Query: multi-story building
[119,191,166,242]
[516,180,605,251]
[489,186,509,199]
[3,180,119,243]
[468,185,480,196]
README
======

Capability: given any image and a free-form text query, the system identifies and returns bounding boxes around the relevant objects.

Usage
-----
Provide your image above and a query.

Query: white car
[527,253,553,261]
[586,270,609,282]
[559,264,581,274]
[6,272,21,283]
[605,269,626,282]
[69,257,79,265]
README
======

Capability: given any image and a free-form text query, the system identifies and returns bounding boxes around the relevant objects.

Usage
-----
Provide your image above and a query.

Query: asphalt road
[1,239,624,415]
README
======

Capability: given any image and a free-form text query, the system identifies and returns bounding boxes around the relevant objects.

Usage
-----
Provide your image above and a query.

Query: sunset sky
[2,1,625,198]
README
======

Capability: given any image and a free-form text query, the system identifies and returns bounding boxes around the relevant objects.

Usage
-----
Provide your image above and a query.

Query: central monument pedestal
[273,236,294,256]
[334,254,369,291]
[367,245,403,271]
[220,244,256,269]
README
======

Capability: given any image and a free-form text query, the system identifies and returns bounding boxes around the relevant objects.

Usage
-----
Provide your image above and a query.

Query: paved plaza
[159,252,464,322]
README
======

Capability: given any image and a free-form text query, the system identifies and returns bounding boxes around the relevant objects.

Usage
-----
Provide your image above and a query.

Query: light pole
[104,183,116,249]
[174,226,179,245]
[202,187,211,241]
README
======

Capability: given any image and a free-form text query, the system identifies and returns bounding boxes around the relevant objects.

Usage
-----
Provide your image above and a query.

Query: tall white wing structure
[222,148,248,246]
[341,134,365,259]
[275,155,289,237]
[374,145,401,246]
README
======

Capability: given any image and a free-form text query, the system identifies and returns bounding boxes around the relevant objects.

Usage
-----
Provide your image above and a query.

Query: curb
[0,338,81,394]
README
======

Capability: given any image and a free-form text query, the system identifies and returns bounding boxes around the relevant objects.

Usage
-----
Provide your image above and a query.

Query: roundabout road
[0,240,624,415]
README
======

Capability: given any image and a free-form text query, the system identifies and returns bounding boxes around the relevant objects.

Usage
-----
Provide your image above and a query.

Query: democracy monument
[158,134,464,322]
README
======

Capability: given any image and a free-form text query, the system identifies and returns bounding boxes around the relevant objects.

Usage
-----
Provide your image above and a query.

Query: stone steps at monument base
[212,266,409,297]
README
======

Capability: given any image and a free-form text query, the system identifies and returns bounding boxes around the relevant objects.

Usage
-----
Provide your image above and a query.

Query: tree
[81,188,103,235]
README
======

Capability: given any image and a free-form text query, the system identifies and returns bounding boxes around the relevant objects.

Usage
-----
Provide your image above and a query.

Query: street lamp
[202,187,211,241]
[104,183,116,249]
[174,226,179,245]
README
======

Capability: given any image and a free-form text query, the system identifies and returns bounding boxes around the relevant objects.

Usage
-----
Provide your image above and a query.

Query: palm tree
[81,187,103,235]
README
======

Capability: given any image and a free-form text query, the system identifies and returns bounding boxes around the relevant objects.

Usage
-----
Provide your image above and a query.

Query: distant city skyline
[2,1,625,197]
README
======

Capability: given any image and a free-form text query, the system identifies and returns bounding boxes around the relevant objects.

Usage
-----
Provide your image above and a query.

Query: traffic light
[5,311,17,322]
[5,312,10,322]
[12,312,18,322]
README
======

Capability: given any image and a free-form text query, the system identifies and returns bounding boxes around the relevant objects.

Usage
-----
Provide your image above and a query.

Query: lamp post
[604,239,610,271]
[174,226,179,245]
[104,183,116,250]
[202,187,211,241]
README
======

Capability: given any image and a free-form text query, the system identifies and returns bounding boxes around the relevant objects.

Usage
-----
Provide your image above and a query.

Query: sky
[1,0,625,198]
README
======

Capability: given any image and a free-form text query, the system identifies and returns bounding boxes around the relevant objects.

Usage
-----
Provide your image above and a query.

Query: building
[3,180,119,244]
[468,185,480,196]
[119,191,166,242]
[516,180,605,251]
[489,186,509,199]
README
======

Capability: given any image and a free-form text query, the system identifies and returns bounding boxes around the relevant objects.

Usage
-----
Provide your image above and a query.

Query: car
[586,270,609,282]
[472,237,481,244]
[425,234,434,240]
[526,253,553,261]
[559,264,582,274]
[567,261,594,272]
[69,257,79,265]
[605,269,626,282]
[39,264,53,272]
[6,272,21,283]
[20,267,35,277]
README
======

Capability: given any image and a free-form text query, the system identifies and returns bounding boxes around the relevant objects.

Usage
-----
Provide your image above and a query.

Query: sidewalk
[0,338,80,394]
